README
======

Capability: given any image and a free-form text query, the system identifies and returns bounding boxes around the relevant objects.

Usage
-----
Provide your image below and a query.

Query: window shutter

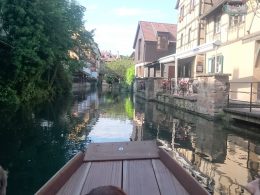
[208,57,215,73]
[208,58,212,73]
[219,55,223,73]
[212,57,215,73]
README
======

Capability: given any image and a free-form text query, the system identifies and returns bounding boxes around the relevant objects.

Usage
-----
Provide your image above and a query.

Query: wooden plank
[152,159,189,195]
[158,148,209,195]
[123,160,160,195]
[56,162,91,195]
[80,161,122,195]
[35,152,84,195]
[84,141,159,162]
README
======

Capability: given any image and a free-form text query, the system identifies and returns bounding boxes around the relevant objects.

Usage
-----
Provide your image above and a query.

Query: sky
[77,0,178,56]
[88,118,133,142]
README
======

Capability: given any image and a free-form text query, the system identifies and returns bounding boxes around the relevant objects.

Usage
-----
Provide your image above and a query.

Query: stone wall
[145,78,164,100]
[196,74,230,118]
[135,74,230,119]
[157,94,197,113]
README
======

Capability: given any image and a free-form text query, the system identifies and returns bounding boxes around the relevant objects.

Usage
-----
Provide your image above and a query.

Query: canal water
[0,88,259,195]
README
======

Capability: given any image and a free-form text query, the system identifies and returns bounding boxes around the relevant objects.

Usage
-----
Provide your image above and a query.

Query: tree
[104,57,134,86]
[0,0,94,105]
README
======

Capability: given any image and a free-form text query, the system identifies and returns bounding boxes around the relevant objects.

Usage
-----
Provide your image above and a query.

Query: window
[214,16,221,34]
[179,6,184,21]
[216,55,223,73]
[138,39,141,60]
[190,0,195,12]
[188,28,192,43]
[255,49,260,68]
[180,33,183,47]
[178,63,191,77]
[157,34,168,50]
[208,57,215,73]
[208,55,224,73]
[230,15,245,27]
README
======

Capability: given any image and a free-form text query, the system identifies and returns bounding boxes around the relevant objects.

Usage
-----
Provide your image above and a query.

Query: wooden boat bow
[35,141,209,195]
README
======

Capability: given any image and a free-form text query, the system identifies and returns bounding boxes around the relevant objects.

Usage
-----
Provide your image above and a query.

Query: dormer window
[157,33,168,50]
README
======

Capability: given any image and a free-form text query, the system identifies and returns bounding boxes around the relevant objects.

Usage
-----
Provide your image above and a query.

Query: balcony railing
[227,81,260,112]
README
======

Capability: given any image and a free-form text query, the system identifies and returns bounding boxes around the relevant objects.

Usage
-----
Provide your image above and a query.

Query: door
[168,66,175,79]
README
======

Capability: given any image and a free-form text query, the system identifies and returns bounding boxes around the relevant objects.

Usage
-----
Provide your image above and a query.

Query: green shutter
[220,55,224,73]
[208,58,212,73]
[212,57,215,73]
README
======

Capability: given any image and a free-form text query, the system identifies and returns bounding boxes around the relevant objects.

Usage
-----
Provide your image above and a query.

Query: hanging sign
[223,0,248,16]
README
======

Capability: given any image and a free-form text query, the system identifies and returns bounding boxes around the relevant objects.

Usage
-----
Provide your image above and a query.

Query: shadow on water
[0,95,74,195]
[0,87,134,195]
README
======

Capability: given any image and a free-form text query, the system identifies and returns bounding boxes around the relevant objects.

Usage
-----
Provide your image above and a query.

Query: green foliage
[0,85,19,106]
[105,57,134,86]
[125,66,135,86]
[104,75,119,85]
[0,0,94,104]
[124,98,134,119]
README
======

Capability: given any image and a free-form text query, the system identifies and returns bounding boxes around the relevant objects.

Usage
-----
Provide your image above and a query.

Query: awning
[144,61,159,67]
[135,62,149,67]
[176,40,221,59]
[159,54,175,63]
[158,40,221,63]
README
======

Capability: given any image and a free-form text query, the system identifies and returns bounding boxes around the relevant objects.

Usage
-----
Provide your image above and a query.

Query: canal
[0,88,259,195]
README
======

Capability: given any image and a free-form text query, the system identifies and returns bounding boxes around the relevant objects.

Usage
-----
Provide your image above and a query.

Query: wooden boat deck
[36,141,209,195]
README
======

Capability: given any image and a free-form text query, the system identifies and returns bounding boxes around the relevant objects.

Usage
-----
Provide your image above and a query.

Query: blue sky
[77,0,178,56]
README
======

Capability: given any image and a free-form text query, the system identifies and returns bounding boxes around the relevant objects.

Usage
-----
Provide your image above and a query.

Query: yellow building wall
[204,2,260,101]
[206,41,256,100]
[206,41,255,80]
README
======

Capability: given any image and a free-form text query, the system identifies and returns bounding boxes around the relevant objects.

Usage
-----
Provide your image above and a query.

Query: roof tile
[139,21,177,42]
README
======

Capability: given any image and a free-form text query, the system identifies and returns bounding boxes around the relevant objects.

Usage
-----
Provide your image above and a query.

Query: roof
[133,21,177,49]
[201,0,227,19]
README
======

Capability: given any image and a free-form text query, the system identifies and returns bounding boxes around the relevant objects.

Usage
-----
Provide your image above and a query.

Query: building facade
[175,0,207,78]
[201,0,260,100]
[133,21,177,78]
[175,0,260,101]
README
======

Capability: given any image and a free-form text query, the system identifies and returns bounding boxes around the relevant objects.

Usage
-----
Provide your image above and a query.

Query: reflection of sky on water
[88,118,133,143]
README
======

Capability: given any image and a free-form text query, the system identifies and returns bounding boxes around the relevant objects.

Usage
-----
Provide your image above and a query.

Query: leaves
[104,57,134,86]
[0,0,95,104]
[126,66,135,86]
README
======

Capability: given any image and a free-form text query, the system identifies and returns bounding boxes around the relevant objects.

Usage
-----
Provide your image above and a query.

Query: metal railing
[227,82,260,112]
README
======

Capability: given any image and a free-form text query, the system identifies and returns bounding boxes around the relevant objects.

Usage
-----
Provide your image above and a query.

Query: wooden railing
[227,81,260,112]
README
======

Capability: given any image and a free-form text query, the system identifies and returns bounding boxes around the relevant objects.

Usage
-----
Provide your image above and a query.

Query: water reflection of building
[131,111,144,141]
[193,120,227,163]
[134,98,260,195]
[68,92,99,142]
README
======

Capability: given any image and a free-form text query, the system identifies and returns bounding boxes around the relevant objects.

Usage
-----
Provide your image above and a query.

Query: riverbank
[134,74,260,126]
